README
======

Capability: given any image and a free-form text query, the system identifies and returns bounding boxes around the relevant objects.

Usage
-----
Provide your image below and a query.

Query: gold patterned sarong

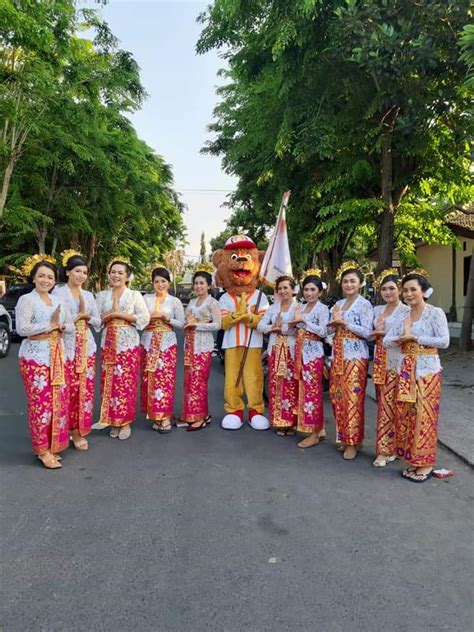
[332,327,363,376]
[372,337,388,385]
[397,342,437,403]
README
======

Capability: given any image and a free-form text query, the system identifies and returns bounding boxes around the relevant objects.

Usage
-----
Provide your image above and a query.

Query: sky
[83,0,236,260]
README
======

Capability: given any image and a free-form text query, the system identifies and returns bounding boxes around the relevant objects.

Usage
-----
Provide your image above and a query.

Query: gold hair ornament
[406,268,429,280]
[22,254,56,277]
[374,268,400,291]
[335,261,361,283]
[108,256,132,271]
[148,261,168,274]
[61,249,84,267]
[193,262,214,275]
[300,268,323,284]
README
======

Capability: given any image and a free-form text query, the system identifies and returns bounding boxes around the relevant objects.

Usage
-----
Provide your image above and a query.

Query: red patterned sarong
[268,334,298,429]
[330,357,368,446]
[20,329,69,454]
[296,331,324,434]
[140,320,176,422]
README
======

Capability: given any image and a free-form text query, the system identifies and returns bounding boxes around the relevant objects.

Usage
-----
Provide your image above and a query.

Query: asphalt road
[1,340,473,632]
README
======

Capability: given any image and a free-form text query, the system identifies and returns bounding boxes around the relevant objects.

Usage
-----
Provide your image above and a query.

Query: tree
[197,0,472,277]
[199,231,206,262]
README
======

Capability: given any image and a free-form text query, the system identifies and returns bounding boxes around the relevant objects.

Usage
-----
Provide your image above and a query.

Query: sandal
[187,417,211,432]
[158,421,172,434]
[109,427,120,439]
[152,422,161,432]
[37,453,62,469]
[72,437,89,451]
[298,433,320,449]
[372,455,396,468]
[342,446,357,460]
[118,425,132,441]
[401,467,433,483]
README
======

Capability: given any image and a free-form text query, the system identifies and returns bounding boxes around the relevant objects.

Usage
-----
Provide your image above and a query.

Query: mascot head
[212,234,265,296]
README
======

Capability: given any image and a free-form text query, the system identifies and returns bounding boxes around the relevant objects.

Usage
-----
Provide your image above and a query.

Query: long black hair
[59,254,88,283]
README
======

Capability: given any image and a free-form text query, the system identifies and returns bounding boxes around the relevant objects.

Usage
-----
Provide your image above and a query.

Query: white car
[0,304,12,358]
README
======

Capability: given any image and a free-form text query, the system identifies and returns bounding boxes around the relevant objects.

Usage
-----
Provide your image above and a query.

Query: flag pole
[235,191,291,387]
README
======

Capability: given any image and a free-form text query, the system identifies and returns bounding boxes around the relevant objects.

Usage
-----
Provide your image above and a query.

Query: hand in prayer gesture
[330,304,346,328]
[75,293,90,322]
[271,313,283,333]
[291,304,303,326]
[397,317,415,344]
[374,315,385,336]
[50,305,62,331]
[184,312,197,330]
[231,292,248,323]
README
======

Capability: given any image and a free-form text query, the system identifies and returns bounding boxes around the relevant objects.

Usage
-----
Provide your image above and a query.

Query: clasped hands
[329,304,347,328]
[75,294,91,323]
[231,293,256,325]
[396,317,416,344]
[49,305,65,332]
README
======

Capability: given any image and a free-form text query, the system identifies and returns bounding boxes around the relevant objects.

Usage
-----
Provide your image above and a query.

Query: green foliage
[0,0,185,286]
[198,0,472,274]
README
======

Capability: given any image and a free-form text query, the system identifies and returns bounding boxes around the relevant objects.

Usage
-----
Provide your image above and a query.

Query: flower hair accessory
[22,254,56,277]
[335,261,362,283]
[374,268,400,291]
[61,249,84,267]
[424,287,434,298]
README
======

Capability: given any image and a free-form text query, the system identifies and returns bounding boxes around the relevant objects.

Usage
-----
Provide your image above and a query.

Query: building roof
[445,210,474,231]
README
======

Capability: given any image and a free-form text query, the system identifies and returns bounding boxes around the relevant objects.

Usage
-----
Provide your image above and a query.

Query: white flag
[260,191,293,286]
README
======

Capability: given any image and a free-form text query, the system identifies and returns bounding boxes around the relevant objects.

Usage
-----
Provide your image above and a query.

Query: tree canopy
[0,0,185,286]
[198,0,473,285]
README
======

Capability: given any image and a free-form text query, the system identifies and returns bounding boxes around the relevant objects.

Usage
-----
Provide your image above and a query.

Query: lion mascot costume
[212,235,270,430]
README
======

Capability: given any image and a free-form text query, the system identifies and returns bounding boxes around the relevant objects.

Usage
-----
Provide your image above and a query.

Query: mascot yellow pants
[224,347,264,414]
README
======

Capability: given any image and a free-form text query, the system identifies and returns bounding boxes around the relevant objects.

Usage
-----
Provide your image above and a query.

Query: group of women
[16,252,220,469]
[16,253,449,483]
[260,262,450,483]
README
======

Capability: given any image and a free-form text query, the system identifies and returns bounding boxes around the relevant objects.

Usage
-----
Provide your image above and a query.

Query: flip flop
[158,423,172,434]
[401,469,433,483]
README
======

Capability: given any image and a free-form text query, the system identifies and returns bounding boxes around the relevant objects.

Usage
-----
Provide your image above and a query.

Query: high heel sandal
[186,416,211,432]
[37,453,62,469]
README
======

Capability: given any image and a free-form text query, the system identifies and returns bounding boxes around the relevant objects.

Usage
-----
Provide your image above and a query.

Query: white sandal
[118,425,132,441]
[109,427,120,438]
[372,455,396,468]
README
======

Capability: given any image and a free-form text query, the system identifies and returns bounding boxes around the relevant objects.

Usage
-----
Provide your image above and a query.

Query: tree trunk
[459,252,473,352]
[376,106,400,274]
[0,158,15,218]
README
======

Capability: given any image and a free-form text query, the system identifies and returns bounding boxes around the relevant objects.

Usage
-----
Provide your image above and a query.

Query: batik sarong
[296,331,325,434]
[181,328,212,422]
[140,321,176,422]
[65,354,95,436]
[20,330,69,454]
[375,369,398,457]
[268,334,298,429]
[330,358,368,446]
[99,319,140,427]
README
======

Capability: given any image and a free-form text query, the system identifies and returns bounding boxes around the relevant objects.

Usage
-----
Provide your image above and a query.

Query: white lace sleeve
[170,298,185,329]
[96,291,106,316]
[196,298,221,331]
[346,299,373,339]
[87,293,102,333]
[417,307,450,349]
[257,305,275,333]
[15,295,50,337]
[133,292,150,331]
[383,317,403,349]
[304,303,329,338]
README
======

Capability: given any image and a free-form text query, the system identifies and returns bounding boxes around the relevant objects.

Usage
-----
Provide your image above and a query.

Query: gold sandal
[37,453,62,469]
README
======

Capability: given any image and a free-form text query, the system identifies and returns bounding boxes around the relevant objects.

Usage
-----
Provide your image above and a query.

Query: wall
[416,237,473,322]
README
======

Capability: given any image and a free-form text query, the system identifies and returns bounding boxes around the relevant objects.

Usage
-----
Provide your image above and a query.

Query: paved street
[1,341,473,632]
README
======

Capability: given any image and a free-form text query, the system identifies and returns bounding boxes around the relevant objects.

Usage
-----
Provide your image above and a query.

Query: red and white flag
[260,191,293,286]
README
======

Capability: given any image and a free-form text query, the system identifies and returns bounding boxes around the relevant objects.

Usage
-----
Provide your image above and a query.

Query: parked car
[0,283,32,337]
[0,305,12,358]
